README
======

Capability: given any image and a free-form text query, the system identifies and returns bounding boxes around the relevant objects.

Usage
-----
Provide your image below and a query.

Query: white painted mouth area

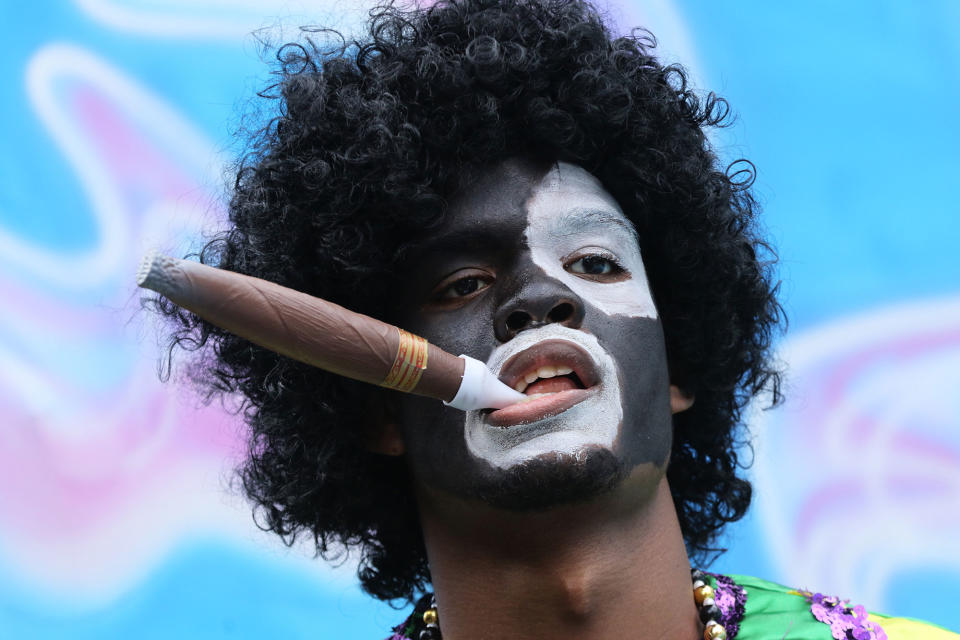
[464,325,622,470]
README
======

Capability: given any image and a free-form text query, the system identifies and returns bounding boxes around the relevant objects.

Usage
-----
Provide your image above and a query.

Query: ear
[363,392,406,456]
[669,384,695,415]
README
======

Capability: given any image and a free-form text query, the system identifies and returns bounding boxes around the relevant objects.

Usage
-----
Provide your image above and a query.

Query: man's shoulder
[382,575,959,639]
[727,573,959,640]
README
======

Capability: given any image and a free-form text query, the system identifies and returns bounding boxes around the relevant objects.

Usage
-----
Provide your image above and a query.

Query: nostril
[506,311,529,331]
[547,302,574,324]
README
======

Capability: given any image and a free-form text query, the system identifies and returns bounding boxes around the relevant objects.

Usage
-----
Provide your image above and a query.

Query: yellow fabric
[869,613,960,639]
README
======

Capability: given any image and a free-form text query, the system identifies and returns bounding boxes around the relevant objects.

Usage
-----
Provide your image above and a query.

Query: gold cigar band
[382,328,429,393]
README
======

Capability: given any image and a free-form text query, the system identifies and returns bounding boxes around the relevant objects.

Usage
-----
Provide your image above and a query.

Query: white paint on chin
[464,325,622,470]
[524,162,658,319]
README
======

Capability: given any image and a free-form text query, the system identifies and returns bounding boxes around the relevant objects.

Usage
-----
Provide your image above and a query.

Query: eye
[565,252,628,281]
[445,277,485,298]
[570,255,616,275]
[432,270,493,302]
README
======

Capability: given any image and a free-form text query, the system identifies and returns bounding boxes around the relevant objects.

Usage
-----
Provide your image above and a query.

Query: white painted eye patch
[524,163,658,320]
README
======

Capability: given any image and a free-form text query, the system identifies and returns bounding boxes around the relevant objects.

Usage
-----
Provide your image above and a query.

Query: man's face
[393,158,674,509]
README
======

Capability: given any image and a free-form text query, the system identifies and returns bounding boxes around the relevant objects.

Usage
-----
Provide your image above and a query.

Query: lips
[487,339,601,427]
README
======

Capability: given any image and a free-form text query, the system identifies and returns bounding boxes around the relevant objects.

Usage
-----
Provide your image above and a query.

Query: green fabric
[724,574,834,640]
[724,574,960,640]
[389,574,960,639]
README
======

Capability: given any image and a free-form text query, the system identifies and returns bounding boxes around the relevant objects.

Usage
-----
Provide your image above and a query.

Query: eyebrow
[402,226,509,266]
[548,207,639,243]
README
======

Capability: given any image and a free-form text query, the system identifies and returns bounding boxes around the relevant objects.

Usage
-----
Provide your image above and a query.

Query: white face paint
[462,162,659,470]
[524,162,658,320]
[464,324,622,469]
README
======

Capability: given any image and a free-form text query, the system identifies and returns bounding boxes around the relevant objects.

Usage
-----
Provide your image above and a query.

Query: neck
[417,471,701,640]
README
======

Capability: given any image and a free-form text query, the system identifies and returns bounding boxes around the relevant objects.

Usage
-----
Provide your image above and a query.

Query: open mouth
[486,339,601,427]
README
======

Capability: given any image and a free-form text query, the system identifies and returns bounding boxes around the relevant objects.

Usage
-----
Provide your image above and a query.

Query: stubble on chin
[471,446,628,511]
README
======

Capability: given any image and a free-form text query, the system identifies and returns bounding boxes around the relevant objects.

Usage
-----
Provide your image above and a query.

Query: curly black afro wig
[155,0,784,603]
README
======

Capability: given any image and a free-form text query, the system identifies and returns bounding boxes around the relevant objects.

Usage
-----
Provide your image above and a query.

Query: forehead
[527,162,623,215]
[525,162,637,242]
[441,158,633,240]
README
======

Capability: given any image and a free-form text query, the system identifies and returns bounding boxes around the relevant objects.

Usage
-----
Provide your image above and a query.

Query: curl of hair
[154,0,784,602]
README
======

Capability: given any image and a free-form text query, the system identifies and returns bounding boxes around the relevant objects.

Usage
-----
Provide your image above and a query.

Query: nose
[494,272,586,342]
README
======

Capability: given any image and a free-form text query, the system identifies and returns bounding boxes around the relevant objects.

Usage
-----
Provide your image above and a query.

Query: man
[155,0,956,637]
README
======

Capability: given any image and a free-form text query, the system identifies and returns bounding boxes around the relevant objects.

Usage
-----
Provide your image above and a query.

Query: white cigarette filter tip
[444,355,526,411]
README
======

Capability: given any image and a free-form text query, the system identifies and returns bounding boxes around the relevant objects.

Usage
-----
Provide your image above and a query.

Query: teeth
[512,364,575,395]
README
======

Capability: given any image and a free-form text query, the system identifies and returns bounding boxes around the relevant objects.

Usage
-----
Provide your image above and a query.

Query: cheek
[393,299,501,487]
[527,236,657,320]
[588,311,673,466]
[406,300,497,362]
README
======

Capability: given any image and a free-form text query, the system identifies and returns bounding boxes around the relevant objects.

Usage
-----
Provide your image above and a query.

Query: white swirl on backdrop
[752,294,960,611]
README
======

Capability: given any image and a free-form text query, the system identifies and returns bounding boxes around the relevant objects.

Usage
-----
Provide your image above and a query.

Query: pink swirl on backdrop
[0,44,245,601]
[753,295,960,613]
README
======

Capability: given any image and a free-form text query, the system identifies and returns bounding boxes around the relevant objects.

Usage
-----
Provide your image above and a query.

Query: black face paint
[391,158,673,510]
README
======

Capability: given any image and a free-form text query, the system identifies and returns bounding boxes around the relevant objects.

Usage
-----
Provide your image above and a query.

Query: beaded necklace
[409,569,736,640]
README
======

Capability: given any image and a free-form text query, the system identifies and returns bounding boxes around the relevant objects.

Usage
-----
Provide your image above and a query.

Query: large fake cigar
[137,253,523,411]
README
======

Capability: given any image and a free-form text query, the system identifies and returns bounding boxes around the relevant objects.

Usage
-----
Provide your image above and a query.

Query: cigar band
[382,328,429,393]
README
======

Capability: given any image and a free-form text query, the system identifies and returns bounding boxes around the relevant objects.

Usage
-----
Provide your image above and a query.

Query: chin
[471,446,627,511]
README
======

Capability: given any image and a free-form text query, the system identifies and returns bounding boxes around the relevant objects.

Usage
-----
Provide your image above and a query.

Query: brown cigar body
[138,253,464,402]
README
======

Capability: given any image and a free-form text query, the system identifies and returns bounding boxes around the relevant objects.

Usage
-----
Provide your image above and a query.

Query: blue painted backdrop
[1,1,957,636]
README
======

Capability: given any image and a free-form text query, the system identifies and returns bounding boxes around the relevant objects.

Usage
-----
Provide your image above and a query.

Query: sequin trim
[708,572,747,638]
[798,591,888,640]
[388,593,432,640]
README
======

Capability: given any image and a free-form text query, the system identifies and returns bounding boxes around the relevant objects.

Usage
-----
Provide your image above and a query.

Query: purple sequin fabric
[801,591,888,640]
[707,572,747,638]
